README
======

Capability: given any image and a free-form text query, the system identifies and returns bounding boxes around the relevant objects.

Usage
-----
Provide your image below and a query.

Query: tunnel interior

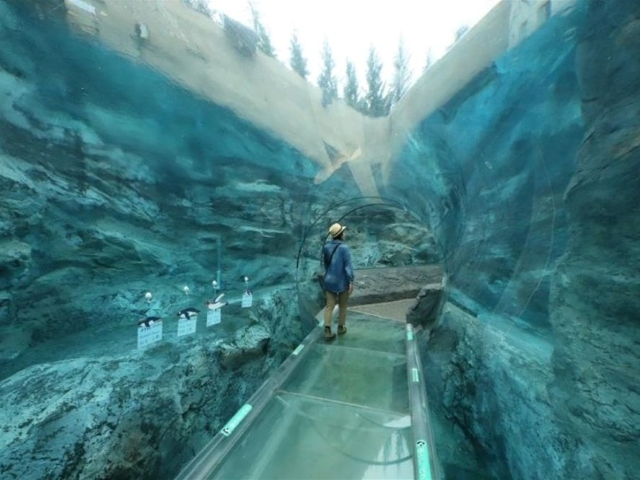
[0,0,639,479]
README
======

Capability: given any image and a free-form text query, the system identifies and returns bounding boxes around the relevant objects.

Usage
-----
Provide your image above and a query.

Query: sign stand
[206,289,226,327]
[242,276,253,308]
[137,320,163,349]
[177,315,197,336]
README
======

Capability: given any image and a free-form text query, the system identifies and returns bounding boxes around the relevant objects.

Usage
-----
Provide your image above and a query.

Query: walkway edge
[174,319,323,480]
[406,324,443,480]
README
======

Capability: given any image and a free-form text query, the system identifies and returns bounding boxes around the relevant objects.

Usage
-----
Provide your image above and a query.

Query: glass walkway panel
[176,310,440,480]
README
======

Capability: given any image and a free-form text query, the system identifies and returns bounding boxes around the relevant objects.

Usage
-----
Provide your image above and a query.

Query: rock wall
[0,1,437,355]
[3,0,638,478]
[0,282,304,479]
[0,0,343,359]
[400,1,640,478]
[388,7,585,331]
[0,2,339,477]
[424,305,564,478]
[548,0,640,477]
[0,323,262,479]
[0,2,440,477]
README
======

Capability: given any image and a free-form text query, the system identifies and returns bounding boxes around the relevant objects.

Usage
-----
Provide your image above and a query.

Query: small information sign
[137,321,163,349]
[177,317,197,337]
[206,308,221,326]
[241,292,253,308]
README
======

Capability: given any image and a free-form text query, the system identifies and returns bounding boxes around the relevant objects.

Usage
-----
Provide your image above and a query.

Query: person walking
[322,222,355,341]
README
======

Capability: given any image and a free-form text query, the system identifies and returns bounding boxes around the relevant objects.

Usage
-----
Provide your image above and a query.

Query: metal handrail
[174,321,323,480]
[177,318,442,480]
[405,324,442,480]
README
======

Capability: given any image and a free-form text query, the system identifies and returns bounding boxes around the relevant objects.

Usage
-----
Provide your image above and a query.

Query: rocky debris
[406,283,444,331]
[0,274,303,478]
[424,302,575,479]
[0,336,271,479]
[343,209,441,267]
[218,323,270,370]
[247,285,304,358]
[0,299,288,480]
[349,265,444,306]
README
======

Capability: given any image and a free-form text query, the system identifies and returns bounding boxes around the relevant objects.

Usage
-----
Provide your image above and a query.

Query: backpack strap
[325,243,341,268]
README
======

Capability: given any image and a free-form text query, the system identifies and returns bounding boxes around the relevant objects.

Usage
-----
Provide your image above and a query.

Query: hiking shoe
[324,326,336,341]
[338,325,347,335]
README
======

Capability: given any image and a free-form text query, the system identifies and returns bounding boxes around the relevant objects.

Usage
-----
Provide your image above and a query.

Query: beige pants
[324,290,350,327]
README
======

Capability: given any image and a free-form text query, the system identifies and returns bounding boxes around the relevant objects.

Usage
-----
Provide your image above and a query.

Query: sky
[208,0,501,86]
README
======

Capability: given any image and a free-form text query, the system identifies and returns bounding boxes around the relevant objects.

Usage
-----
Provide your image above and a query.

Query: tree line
[242,1,415,117]
[182,0,437,117]
[307,37,413,117]
[278,28,416,117]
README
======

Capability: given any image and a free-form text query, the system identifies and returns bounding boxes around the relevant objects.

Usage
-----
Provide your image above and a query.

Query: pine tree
[289,33,308,79]
[249,2,276,58]
[364,46,388,117]
[390,37,412,106]
[317,40,338,107]
[343,60,360,110]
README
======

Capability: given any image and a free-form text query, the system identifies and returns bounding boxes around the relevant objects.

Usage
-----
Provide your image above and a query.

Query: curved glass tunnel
[0,0,639,479]
[295,198,442,331]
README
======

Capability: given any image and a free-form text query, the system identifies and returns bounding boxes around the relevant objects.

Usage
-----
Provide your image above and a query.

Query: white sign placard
[177,317,197,337]
[207,308,221,326]
[137,322,163,349]
[241,292,253,308]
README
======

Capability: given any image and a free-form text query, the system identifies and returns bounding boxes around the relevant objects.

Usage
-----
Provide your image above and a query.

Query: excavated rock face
[2,0,638,478]
[0,0,436,357]
[0,1,439,478]
[388,9,585,334]
[394,10,588,468]
[548,0,640,476]
[0,0,332,361]
[424,305,559,479]
[0,329,272,479]
[399,1,640,477]
[0,285,302,479]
